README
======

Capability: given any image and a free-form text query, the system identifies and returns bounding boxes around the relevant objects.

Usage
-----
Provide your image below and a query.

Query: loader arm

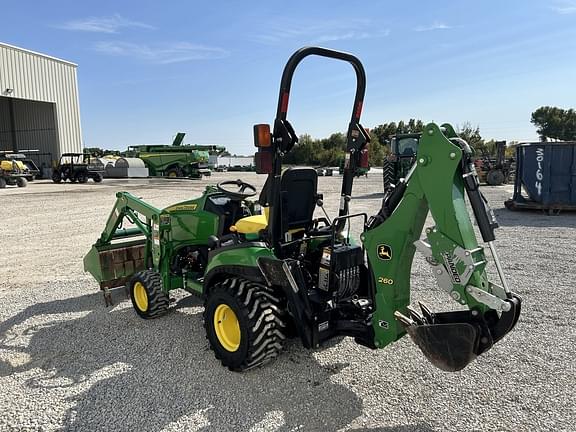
[363,123,521,371]
[84,192,165,301]
[96,191,161,245]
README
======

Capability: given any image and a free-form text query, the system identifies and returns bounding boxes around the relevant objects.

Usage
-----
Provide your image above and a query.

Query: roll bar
[274,46,367,126]
[267,47,370,252]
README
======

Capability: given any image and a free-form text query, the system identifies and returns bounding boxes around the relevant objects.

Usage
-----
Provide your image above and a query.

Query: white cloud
[553,0,576,14]
[413,21,452,32]
[57,14,154,33]
[254,19,390,44]
[314,30,390,44]
[94,41,229,63]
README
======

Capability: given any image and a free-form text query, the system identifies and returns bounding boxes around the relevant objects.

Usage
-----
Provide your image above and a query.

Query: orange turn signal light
[253,124,271,148]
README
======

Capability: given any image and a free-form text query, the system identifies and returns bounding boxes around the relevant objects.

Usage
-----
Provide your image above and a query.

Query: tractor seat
[231,208,269,234]
[231,167,318,237]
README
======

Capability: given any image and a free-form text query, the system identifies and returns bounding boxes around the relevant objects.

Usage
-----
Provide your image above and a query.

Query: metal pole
[487,241,511,294]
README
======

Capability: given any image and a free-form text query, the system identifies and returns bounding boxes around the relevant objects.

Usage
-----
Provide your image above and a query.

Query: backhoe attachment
[363,123,521,371]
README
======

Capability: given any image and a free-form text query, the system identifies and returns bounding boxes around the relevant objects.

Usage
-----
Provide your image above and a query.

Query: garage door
[0,96,58,168]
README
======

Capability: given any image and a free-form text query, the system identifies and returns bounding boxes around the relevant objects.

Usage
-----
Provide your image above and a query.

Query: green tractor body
[84,47,521,372]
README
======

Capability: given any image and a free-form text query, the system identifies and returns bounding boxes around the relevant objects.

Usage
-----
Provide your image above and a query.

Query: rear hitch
[395,295,521,371]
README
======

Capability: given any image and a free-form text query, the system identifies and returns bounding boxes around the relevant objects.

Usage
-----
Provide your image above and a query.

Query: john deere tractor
[382,133,420,191]
[84,47,520,372]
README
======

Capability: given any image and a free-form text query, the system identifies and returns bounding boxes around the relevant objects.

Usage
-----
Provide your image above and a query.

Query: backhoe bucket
[83,238,147,291]
[399,296,521,371]
[407,321,480,372]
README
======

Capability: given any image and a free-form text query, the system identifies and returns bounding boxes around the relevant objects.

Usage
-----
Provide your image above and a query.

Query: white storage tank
[105,157,148,178]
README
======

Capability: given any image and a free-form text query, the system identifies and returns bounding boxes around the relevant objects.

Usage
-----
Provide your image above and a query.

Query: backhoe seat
[232,167,318,237]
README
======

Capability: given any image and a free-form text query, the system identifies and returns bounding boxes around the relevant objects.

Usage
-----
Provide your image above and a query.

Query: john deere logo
[377,244,392,260]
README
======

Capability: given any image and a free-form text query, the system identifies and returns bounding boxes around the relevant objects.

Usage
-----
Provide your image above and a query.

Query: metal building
[0,42,82,168]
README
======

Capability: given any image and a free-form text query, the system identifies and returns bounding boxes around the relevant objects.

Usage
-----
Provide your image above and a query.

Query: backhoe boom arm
[362,123,521,371]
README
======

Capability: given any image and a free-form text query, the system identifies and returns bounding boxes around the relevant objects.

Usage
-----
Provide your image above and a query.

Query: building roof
[0,41,77,67]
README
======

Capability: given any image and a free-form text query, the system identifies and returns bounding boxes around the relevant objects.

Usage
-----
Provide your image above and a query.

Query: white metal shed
[0,42,83,168]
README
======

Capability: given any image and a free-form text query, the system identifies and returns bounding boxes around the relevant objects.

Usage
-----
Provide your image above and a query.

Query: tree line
[284,105,576,167]
[85,106,575,164]
[284,119,489,167]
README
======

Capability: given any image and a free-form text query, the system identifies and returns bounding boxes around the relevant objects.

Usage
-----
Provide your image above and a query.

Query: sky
[2,0,576,154]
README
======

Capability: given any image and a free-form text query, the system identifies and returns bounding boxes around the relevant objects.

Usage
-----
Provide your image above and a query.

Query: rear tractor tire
[0,178,6,188]
[382,159,394,192]
[128,270,170,319]
[93,173,103,183]
[16,177,27,188]
[204,277,287,371]
[52,171,62,183]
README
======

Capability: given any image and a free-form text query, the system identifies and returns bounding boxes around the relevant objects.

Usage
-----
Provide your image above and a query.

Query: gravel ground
[0,173,574,432]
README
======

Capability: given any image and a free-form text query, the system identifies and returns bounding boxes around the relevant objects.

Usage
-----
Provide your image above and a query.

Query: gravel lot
[1,172,574,432]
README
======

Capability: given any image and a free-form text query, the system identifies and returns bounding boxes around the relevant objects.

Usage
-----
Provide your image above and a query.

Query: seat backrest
[280,167,318,233]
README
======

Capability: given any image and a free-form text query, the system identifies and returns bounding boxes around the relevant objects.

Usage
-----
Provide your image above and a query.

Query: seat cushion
[233,214,268,234]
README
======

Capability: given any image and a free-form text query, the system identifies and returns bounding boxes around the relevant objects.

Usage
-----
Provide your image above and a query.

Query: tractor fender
[202,243,274,295]
[203,265,266,295]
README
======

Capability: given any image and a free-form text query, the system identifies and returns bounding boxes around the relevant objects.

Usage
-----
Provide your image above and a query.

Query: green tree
[84,147,121,157]
[531,106,576,141]
[367,131,385,166]
[457,122,484,153]
[371,122,397,144]
[321,133,346,150]
[370,119,424,145]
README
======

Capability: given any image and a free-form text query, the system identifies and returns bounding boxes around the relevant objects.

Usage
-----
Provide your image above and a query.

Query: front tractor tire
[128,270,169,319]
[204,277,287,371]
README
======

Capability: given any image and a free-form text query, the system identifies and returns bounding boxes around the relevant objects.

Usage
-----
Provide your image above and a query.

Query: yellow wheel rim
[168,171,177,177]
[133,282,148,312]
[214,304,240,352]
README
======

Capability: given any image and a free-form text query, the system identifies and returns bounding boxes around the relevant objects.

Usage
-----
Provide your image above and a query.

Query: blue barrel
[508,142,576,210]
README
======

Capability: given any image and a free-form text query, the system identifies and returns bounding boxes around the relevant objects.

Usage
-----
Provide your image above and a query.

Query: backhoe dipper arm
[362,123,521,371]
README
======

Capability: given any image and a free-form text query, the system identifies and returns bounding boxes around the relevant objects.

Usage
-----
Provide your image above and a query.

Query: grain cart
[85,47,521,372]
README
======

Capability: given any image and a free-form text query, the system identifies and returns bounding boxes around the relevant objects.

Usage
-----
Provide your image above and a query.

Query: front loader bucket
[83,239,147,291]
[399,295,521,371]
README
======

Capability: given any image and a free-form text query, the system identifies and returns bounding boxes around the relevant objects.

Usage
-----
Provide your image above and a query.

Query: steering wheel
[217,179,257,200]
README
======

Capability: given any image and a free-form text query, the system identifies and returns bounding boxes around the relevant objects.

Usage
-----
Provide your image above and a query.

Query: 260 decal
[377,276,394,285]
